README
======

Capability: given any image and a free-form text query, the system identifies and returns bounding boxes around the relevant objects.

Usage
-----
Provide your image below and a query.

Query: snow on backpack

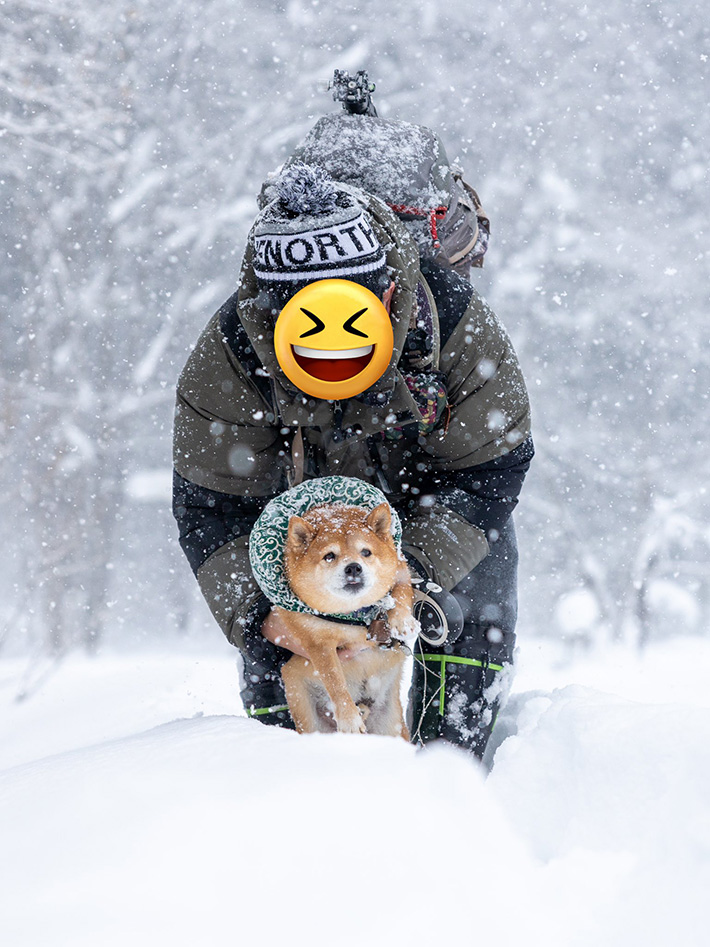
[258,70,490,278]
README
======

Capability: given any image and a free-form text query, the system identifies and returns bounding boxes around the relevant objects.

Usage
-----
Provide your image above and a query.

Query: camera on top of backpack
[328,69,377,117]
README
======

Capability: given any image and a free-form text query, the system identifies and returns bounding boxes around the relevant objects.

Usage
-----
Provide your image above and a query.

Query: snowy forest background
[2,0,708,658]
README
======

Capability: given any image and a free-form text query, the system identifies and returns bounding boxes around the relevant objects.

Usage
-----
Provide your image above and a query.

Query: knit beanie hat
[252,164,389,307]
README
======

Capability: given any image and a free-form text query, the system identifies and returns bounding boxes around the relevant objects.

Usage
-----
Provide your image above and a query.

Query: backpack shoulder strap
[401,277,440,372]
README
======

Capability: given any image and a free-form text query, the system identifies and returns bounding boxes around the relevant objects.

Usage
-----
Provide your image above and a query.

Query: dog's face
[284,502,399,614]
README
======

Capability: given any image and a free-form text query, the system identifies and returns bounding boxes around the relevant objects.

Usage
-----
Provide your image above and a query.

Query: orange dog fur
[274,502,415,737]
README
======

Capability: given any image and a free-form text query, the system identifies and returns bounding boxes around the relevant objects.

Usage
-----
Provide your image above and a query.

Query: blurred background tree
[1,0,707,657]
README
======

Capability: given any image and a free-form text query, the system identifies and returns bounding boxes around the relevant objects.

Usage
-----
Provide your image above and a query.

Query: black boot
[239,628,296,730]
[408,518,518,759]
[408,639,508,759]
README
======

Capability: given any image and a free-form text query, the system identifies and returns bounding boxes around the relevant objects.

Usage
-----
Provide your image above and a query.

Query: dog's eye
[323,552,336,562]
[361,549,372,557]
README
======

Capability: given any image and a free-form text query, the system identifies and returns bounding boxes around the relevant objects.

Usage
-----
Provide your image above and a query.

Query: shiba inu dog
[273,502,417,737]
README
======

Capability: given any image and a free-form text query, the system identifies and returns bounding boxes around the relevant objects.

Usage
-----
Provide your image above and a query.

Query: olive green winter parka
[173,193,530,648]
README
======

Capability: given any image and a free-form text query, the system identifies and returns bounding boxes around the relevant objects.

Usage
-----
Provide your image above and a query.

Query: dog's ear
[287,515,316,551]
[366,502,392,540]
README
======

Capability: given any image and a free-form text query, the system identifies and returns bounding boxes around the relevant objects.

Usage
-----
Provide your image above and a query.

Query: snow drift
[2,640,709,947]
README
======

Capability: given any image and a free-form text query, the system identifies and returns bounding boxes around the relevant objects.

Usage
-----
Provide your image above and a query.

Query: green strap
[421,655,505,671]
[246,704,290,718]
[421,654,504,716]
[248,657,504,720]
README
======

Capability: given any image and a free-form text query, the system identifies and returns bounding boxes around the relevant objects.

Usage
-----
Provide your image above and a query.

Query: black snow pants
[239,519,518,758]
[408,519,518,758]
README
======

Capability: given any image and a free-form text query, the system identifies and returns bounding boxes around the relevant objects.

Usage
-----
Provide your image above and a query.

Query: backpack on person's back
[253,71,491,442]
[259,70,490,279]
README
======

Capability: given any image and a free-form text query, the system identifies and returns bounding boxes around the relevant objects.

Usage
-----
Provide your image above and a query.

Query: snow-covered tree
[2,0,708,655]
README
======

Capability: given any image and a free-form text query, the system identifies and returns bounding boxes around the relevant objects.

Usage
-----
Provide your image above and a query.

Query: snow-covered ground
[1,634,708,947]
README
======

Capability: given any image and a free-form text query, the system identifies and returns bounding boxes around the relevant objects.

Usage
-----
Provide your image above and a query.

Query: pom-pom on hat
[252,164,389,303]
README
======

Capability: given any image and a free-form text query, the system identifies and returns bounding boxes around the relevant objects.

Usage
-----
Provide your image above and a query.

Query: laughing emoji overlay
[273,279,394,399]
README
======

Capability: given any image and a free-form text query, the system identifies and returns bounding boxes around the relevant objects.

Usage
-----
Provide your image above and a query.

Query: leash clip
[412,588,450,647]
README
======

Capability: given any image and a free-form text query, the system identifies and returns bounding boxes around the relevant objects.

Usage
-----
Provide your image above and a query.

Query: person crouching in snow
[172,164,533,760]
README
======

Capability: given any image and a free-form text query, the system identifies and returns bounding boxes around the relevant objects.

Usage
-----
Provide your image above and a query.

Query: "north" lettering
[284,238,315,265]
[312,231,347,261]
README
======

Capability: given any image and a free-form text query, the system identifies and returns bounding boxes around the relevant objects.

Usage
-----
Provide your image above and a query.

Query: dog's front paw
[387,608,420,643]
[337,707,368,734]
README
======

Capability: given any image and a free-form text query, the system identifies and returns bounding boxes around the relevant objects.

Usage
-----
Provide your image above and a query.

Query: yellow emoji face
[273,279,394,399]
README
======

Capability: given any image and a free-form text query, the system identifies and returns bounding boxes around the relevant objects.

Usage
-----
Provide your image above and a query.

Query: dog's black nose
[344,561,363,580]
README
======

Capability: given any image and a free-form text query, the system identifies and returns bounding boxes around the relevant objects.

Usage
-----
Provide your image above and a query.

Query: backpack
[259,111,490,278]
[253,82,487,437]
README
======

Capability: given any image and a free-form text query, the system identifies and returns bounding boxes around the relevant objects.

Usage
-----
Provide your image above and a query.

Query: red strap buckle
[388,203,448,248]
